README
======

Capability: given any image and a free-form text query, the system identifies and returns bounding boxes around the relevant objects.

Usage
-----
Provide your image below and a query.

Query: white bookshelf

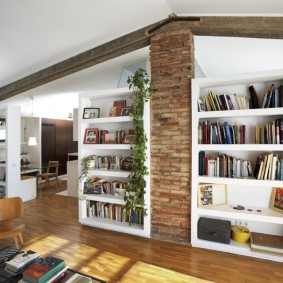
[78,87,150,237]
[191,69,283,262]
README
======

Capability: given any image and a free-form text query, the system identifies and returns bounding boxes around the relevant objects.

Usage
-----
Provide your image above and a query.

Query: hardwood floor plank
[0,184,282,282]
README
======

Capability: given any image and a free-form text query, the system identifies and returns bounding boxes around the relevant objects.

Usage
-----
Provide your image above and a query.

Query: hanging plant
[78,155,95,182]
[125,68,151,224]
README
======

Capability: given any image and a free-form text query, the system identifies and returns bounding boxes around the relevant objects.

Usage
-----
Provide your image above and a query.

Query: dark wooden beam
[1,16,283,100]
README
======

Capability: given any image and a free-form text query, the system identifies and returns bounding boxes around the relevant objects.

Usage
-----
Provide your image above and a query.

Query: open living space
[0,1,283,282]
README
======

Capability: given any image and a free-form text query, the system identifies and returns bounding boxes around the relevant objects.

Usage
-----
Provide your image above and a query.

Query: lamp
[28,96,37,146]
[28,136,37,146]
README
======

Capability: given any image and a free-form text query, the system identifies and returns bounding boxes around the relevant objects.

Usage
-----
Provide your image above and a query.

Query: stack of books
[20,256,67,283]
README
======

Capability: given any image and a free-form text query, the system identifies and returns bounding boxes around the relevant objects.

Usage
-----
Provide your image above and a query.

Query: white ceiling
[1,0,283,94]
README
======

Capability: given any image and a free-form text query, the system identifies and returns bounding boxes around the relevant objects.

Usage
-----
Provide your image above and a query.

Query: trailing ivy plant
[78,155,92,183]
[125,68,151,224]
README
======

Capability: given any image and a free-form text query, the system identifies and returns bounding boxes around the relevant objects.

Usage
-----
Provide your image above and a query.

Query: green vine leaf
[125,68,151,225]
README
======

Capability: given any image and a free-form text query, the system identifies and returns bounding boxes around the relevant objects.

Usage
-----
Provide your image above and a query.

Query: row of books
[86,154,132,171]
[199,121,246,144]
[255,118,283,144]
[250,84,283,109]
[199,151,253,178]
[199,151,283,180]
[84,177,128,195]
[86,200,143,225]
[197,84,283,112]
[254,153,283,180]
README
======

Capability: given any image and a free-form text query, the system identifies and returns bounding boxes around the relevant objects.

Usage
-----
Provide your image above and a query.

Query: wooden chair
[36,161,59,192]
[0,197,25,248]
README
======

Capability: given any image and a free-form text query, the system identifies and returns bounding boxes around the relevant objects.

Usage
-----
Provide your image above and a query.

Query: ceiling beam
[1,16,283,100]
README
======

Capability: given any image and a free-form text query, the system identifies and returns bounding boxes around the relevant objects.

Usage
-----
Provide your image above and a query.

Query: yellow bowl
[231,225,250,243]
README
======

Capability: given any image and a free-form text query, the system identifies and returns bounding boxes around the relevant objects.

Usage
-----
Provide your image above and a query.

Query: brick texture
[150,22,194,244]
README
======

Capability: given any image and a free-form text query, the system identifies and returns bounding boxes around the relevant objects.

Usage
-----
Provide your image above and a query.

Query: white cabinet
[78,87,150,237]
[67,160,78,197]
[191,70,283,262]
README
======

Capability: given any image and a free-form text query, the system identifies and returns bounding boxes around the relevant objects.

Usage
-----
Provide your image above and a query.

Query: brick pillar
[150,22,194,244]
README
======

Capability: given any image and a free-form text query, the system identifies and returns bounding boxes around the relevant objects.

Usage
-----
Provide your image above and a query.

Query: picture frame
[198,183,227,207]
[124,134,135,144]
[120,106,133,116]
[121,158,133,171]
[270,187,283,214]
[109,106,117,117]
[83,108,100,119]
[83,128,99,144]
[113,100,126,116]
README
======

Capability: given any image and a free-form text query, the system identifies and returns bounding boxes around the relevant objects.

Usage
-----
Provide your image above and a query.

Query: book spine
[248,85,259,109]
[224,121,232,144]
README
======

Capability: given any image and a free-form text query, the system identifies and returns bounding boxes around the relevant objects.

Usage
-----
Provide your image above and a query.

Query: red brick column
[150,22,194,244]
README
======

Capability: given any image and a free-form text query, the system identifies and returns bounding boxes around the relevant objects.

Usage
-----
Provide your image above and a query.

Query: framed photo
[124,134,135,144]
[113,100,126,116]
[83,108,100,119]
[83,128,99,144]
[198,183,227,207]
[120,106,133,116]
[121,158,132,171]
[113,100,126,107]
[109,106,117,117]
[270,187,283,214]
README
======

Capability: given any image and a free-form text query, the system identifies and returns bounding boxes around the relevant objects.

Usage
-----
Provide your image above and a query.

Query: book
[5,250,40,275]
[65,273,92,283]
[248,85,259,109]
[23,256,65,283]
[250,232,283,255]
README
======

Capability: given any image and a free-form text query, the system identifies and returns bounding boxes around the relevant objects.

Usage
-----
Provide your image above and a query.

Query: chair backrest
[47,161,59,174]
[0,197,24,222]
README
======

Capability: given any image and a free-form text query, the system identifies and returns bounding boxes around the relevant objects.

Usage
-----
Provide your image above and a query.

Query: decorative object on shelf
[124,68,151,224]
[120,106,133,116]
[83,108,100,119]
[21,157,30,167]
[198,217,231,244]
[198,183,227,207]
[124,134,135,144]
[270,187,283,214]
[83,128,99,144]
[113,100,126,116]
[108,106,117,117]
[83,181,102,194]
[28,96,37,146]
[231,225,250,243]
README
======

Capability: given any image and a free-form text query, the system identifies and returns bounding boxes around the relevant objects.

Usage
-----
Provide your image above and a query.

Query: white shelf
[87,169,130,178]
[197,144,283,151]
[81,116,133,124]
[80,216,149,237]
[81,144,132,150]
[82,193,125,205]
[193,238,283,262]
[197,107,283,119]
[197,204,283,224]
[191,70,283,262]
[197,176,283,187]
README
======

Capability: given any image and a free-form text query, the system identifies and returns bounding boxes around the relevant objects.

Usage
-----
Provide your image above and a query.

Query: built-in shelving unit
[78,87,150,237]
[191,70,283,262]
[0,105,21,199]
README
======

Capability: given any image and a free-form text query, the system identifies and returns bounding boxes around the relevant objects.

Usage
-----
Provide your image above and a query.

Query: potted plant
[125,68,151,224]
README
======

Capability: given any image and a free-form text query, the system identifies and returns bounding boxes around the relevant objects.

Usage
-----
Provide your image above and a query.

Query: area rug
[56,190,68,196]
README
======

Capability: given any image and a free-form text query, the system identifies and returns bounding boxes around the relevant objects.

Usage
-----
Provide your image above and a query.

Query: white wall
[0,47,150,119]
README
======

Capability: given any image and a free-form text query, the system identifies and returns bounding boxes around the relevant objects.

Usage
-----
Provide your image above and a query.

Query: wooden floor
[1,181,282,283]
